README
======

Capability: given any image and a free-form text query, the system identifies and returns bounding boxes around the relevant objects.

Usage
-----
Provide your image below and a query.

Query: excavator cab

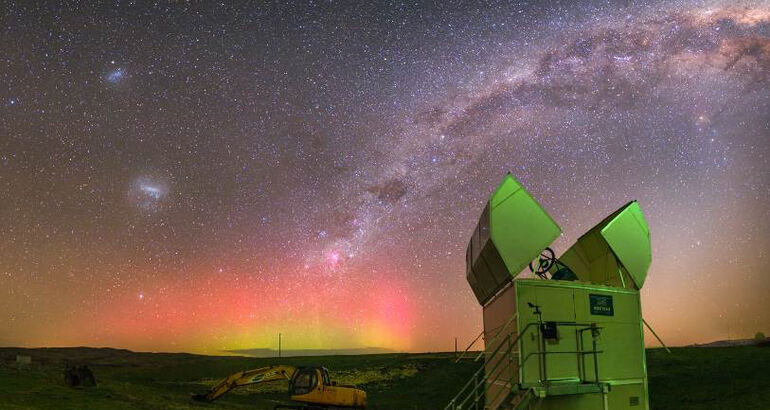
[319,367,331,386]
[289,367,319,395]
[289,367,365,408]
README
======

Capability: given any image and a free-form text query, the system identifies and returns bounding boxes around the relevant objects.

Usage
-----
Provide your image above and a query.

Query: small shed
[15,355,32,368]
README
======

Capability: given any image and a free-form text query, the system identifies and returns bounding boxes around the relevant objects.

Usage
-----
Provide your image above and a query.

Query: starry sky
[1,1,768,355]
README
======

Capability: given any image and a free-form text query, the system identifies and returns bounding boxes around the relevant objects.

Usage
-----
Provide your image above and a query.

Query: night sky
[1,1,768,355]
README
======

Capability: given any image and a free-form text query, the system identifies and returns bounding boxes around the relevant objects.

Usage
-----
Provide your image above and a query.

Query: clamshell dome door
[559,201,651,289]
[466,174,562,305]
[600,201,651,288]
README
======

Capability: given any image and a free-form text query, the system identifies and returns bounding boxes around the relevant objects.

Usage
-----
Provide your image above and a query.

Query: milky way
[1,1,768,354]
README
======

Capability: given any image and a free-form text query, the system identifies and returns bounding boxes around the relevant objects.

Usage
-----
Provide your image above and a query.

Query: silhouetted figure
[64,364,96,388]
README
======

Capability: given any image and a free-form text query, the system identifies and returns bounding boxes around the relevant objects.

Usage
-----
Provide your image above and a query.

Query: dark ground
[0,345,768,409]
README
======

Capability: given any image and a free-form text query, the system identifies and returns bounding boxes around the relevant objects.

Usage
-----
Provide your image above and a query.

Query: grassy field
[0,346,768,409]
[646,346,770,410]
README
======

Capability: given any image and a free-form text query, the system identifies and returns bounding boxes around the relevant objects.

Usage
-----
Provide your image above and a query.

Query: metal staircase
[445,317,606,410]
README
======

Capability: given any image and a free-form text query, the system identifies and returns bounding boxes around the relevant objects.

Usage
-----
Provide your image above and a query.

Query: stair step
[508,388,534,410]
[531,382,604,397]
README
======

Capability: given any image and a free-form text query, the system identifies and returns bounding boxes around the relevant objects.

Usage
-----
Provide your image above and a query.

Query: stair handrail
[457,334,516,408]
[459,322,541,409]
[455,329,485,363]
[446,322,538,410]
[464,323,603,409]
[446,321,605,410]
[473,312,518,362]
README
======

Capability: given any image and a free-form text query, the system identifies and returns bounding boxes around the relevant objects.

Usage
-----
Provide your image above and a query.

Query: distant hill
[0,346,397,362]
[223,347,395,357]
[0,346,201,367]
[690,337,770,348]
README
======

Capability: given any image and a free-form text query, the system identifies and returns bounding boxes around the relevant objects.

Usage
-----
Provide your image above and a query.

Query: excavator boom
[193,364,366,408]
[193,365,297,402]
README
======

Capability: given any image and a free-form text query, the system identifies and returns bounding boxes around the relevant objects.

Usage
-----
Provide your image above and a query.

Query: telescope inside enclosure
[448,174,653,410]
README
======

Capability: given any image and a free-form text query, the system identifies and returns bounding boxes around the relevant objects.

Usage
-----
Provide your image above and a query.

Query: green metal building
[448,174,652,410]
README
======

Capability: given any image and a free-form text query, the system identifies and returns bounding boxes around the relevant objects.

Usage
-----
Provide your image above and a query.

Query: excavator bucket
[559,201,651,289]
[466,174,562,305]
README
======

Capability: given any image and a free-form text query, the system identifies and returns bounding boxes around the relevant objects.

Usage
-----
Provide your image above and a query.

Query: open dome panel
[466,174,562,305]
[559,201,651,289]
[600,201,651,289]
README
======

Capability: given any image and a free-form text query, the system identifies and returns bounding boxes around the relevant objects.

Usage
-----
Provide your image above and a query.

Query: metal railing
[445,320,603,410]
[455,329,485,363]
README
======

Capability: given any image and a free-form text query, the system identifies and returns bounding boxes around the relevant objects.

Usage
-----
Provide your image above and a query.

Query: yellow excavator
[192,365,367,409]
